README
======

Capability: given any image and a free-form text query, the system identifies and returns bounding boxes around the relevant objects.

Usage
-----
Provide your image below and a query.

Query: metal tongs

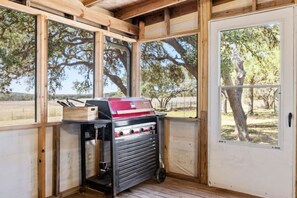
[57,98,93,107]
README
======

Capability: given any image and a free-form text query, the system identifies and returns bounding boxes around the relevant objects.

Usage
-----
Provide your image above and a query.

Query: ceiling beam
[212,0,234,6]
[30,0,139,35]
[114,0,188,20]
[143,1,197,26]
[81,0,103,7]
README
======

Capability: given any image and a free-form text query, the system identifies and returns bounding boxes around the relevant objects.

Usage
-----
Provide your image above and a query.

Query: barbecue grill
[79,97,166,196]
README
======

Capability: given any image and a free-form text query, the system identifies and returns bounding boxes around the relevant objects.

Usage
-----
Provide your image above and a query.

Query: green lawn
[221,110,278,145]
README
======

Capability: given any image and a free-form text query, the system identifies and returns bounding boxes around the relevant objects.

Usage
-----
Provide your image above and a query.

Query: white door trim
[208,7,295,198]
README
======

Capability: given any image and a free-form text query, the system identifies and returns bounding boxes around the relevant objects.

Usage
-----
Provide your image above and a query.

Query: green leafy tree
[141,35,197,110]
[48,20,94,97]
[220,25,280,141]
[142,63,188,110]
[104,37,131,96]
[0,7,131,99]
[0,9,35,94]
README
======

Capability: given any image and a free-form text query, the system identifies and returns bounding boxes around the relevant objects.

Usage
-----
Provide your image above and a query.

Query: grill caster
[79,187,86,193]
[155,168,166,183]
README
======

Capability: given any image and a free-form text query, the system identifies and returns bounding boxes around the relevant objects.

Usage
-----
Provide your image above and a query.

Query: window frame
[139,33,198,119]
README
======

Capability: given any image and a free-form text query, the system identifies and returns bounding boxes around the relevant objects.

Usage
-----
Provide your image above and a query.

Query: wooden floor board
[66,177,260,198]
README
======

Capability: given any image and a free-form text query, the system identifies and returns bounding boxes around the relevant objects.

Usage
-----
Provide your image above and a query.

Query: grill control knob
[139,128,144,133]
[119,131,123,136]
[130,129,134,134]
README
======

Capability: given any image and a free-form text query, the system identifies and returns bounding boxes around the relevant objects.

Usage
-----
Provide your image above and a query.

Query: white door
[209,7,295,198]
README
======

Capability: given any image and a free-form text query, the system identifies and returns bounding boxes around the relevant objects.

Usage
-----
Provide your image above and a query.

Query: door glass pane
[221,87,279,145]
[220,24,280,85]
[219,24,281,145]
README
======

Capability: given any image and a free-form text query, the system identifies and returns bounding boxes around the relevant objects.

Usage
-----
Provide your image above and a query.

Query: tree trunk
[248,77,255,115]
[221,45,249,141]
[224,76,249,141]
[248,87,254,115]
[224,98,228,114]
[221,91,228,114]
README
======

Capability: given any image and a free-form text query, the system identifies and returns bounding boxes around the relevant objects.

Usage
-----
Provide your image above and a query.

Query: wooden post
[139,21,145,40]
[252,0,257,11]
[52,125,61,197]
[164,118,170,171]
[198,0,211,185]
[94,32,104,98]
[164,8,170,36]
[94,32,104,174]
[36,14,48,198]
[131,42,141,97]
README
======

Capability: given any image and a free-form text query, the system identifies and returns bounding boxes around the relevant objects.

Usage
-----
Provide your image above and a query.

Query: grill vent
[115,134,158,192]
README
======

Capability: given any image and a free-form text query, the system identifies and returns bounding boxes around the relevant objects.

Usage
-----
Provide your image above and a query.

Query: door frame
[208,6,295,197]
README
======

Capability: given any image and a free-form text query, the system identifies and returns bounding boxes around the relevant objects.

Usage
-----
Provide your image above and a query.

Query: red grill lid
[108,98,155,119]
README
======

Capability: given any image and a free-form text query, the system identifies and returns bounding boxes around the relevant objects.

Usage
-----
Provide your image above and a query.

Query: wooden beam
[115,0,188,20]
[199,111,208,184]
[164,118,170,171]
[212,5,252,18]
[38,127,46,198]
[30,0,139,35]
[0,123,41,132]
[252,0,257,11]
[164,8,170,36]
[197,1,200,182]
[0,1,136,42]
[52,125,61,197]
[140,29,198,42]
[143,1,197,26]
[29,1,65,16]
[131,42,141,97]
[213,0,251,13]
[198,0,211,185]
[212,0,234,6]
[81,0,102,7]
[167,172,200,183]
[257,0,293,10]
[89,4,114,16]
[213,0,293,18]
[139,21,145,40]
[94,32,104,98]
[36,14,48,198]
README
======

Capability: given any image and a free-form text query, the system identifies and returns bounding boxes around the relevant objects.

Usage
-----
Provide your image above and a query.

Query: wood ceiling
[81,0,147,10]
[80,0,192,20]
[12,0,296,37]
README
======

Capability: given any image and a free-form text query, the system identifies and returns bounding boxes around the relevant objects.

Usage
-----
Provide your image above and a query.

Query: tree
[220,25,280,141]
[141,36,197,110]
[48,20,94,97]
[103,37,131,96]
[0,9,35,94]
[141,63,188,110]
[0,7,131,98]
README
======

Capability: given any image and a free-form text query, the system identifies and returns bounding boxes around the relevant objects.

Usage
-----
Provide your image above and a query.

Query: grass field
[0,99,278,145]
[221,108,278,145]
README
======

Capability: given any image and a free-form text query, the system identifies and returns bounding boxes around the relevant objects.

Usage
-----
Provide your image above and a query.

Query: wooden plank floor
[66,177,260,198]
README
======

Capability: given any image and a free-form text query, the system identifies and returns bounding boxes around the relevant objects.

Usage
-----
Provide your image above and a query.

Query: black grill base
[115,134,158,192]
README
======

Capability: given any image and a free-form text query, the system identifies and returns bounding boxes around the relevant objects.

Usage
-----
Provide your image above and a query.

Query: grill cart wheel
[79,187,86,193]
[156,168,166,183]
